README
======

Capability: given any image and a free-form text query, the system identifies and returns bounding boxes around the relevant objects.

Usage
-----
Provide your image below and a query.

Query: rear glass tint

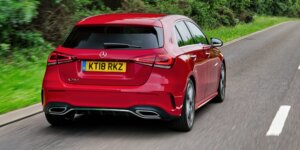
[63,26,163,49]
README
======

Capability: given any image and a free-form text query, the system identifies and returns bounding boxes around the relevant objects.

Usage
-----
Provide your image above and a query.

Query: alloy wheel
[185,81,195,128]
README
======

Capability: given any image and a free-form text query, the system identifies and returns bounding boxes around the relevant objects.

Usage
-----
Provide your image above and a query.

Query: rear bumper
[43,88,182,117]
[44,102,177,120]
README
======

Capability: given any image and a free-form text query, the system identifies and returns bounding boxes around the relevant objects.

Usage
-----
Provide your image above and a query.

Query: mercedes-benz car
[42,13,226,131]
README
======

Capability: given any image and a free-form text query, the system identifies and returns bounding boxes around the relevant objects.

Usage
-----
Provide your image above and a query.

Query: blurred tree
[33,0,110,43]
[0,0,44,57]
[103,0,122,10]
[1,0,300,59]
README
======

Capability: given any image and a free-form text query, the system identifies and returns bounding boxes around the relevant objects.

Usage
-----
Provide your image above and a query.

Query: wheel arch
[222,59,226,71]
[188,75,196,90]
[222,59,227,79]
[187,74,197,103]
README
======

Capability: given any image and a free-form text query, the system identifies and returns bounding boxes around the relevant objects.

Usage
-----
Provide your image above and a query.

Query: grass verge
[0,46,51,115]
[0,16,298,115]
[205,16,299,42]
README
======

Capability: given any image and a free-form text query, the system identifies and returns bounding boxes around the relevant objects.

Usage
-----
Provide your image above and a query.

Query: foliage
[0,0,299,60]
[33,0,111,44]
[1,0,300,57]
[0,0,41,57]
[119,0,150,13]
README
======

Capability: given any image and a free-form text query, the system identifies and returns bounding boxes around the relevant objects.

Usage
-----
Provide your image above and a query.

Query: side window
[185,21,208,44]
[175,21,194,47]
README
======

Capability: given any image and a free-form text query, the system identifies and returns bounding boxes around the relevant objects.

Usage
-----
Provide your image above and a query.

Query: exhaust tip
[135,110,160,119]
[48,107,68,114]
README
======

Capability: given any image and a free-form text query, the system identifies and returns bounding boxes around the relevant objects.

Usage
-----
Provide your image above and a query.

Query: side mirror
[211,38,223,47]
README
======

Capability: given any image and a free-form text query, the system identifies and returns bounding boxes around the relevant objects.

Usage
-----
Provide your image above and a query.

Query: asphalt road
[1,22,300,150]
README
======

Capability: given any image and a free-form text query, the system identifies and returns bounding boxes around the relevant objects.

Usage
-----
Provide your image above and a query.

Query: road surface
[1,22,300,150]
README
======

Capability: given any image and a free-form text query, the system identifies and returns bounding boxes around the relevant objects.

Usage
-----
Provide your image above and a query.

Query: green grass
[205,16,299,42]
[0,46,51,115]
[0,16,298,115]
[0,62,46,114]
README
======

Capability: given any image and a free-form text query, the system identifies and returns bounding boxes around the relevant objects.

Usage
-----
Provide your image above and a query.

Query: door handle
[205,52,210,58]
[190,55,197,60]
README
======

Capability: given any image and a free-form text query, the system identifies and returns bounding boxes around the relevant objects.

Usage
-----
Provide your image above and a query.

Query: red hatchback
[42,13,226,131]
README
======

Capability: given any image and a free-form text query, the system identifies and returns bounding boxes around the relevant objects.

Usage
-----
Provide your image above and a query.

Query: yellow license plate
[82,61,126,72]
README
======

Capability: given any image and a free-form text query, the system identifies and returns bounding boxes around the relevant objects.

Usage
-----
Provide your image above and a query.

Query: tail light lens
[134,54,174,69]
[133,55,156,67]
[47,52,76,66]
[154,54,174,68]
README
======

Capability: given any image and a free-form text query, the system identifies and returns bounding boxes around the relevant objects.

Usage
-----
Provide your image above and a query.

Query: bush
[10,43,53,64]
[216,6,237,26]
[0,43,10,58]
[0,0,43,57]
[14,31,45,48]
[237,10,253,23]
[119,0,149,13]
[189,1,218,29]
[33,0,111,44]
[118,0,192,15]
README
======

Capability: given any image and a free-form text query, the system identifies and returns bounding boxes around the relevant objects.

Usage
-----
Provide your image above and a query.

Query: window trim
[174,26,184,47]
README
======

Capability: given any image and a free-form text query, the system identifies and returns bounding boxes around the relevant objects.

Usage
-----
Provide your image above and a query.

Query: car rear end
[42,16,185,121]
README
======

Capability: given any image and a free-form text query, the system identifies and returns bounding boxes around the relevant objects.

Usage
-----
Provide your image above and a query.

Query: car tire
[170,79,195,131]
[212,62,226,103]
[45,113,75,126]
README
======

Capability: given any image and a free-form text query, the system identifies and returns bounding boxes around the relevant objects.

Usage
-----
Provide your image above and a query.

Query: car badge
[99,51,107,58]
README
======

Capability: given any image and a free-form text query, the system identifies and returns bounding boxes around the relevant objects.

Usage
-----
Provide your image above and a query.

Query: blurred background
[0,0,299,114]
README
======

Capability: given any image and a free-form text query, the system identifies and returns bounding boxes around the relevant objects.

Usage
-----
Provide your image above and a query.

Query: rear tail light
[134,54,174,69]
[154,54,174,69]
[133,55,156,67]
[47,52,76,66]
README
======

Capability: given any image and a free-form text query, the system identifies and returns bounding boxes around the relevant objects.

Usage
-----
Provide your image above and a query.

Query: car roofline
[76,13,169,27]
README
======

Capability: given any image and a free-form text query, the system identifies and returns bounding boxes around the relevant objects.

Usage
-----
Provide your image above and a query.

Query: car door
[206,46,222,95]
[185,21,218,98]
[174,21,209,104]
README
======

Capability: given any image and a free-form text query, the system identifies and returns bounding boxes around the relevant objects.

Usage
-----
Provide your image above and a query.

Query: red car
[42,13,226,131]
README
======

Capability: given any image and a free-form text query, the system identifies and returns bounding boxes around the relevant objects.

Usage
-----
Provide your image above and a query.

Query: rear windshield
[63,26,163,49]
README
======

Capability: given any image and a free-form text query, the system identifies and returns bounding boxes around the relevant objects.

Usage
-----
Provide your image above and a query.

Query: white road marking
[266,105,291,136]
[298,64,300,70]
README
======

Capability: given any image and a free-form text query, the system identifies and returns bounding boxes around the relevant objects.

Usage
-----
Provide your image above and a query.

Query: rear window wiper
[103,43,141,49]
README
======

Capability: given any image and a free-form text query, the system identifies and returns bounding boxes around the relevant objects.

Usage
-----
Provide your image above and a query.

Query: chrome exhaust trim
[47,107,161,119]
[48,107,68,115]
[135,110,160,119]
